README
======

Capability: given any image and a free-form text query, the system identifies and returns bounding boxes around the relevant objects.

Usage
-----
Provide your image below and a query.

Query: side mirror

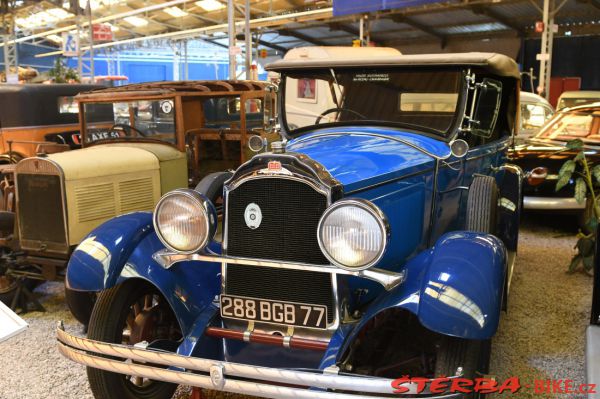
[450,139,469,158]
[469,78,503,138]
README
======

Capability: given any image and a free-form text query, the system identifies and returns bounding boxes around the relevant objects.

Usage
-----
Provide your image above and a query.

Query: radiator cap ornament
[244,202,262,230]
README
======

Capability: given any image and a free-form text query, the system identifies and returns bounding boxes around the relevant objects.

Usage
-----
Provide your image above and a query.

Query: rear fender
[339,231,506,358]
[65,212,221,334]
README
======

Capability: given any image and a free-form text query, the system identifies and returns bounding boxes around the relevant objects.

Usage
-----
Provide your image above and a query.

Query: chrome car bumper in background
[586,325,600,399]
[57,324,461,399]
[523,196,586,210]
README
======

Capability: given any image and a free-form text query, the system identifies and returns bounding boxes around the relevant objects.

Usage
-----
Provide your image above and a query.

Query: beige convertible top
[266,47,520,79]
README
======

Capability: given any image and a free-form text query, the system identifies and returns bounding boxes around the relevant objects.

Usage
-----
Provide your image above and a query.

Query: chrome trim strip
[153,249,405,291]
[57,326,460,398]
[523,196,586,210]
[291,132,452,160]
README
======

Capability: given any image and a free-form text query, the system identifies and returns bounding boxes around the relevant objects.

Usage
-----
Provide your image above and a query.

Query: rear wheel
[87,280,182,399]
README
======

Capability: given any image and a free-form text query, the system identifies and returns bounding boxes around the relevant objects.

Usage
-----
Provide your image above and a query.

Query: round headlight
[153,189,217,254]
[317,199,389,270]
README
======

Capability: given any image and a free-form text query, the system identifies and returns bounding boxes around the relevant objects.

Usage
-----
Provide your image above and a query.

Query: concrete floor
[0,213,593,399]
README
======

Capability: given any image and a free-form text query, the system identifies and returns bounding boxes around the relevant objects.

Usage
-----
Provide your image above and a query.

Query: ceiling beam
[470,5,526,36]
[276,28,328,46]
[236,33,287,53]
[576,0,600,9]
[390,14,447,47]
[327,22,386,45]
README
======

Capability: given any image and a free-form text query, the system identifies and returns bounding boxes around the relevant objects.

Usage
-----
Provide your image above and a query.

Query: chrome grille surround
[15,157,69,254]
[221,153,342,331]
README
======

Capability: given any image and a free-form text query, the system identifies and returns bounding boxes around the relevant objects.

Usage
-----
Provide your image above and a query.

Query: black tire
[65,285,96,326]
[87,280,180,399]
[466,176,498,234]
[435,336,490,398]
[194,171,232,204]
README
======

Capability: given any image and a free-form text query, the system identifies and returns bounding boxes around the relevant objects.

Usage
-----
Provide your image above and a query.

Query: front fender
[65,212,222,334]
[343,231,506,349]
[66,212,155,291]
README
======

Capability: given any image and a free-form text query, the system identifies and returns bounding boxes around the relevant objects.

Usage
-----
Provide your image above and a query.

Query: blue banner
[333,0,445,16]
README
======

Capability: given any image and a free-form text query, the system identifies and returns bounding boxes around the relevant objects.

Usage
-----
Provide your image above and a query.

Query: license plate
[220,294,328,329]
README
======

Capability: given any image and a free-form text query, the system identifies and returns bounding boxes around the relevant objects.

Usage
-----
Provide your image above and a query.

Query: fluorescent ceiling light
[124,16,148,27]
[163,6,188,17]
[195,0,225,11]
[46,8,73,19]
[78,0,122,10]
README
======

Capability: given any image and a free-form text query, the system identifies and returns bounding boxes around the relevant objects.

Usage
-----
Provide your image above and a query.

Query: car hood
[48,144,168,181]
[288,127,447,192]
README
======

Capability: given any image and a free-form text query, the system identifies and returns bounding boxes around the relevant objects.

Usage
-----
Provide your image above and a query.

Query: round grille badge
[244,202,262,230]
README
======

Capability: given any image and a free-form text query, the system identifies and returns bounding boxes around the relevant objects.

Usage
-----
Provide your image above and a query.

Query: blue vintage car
[57,49,523,399]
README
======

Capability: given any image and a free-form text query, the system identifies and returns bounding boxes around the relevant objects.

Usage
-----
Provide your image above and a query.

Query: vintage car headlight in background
[153,189,217,254]
[318,199,389,270]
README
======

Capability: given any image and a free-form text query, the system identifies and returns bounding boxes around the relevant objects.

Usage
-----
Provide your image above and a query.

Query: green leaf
[586,217,598,233]
[575,151,585,162]
[566,139,584,150]
[593,165,600,184]
[577,237,595,257]
[568,255,582,273]
[575,178,587,204]
[555,174,571,192]
[583,255,594,271]
[559,160,576,176]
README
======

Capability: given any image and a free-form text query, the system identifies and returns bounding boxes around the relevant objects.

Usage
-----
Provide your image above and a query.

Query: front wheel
[435,336,491,398]
[87,280,182,399]
[64,285,96,326]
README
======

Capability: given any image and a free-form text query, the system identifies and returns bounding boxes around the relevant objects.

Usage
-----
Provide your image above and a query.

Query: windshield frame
[279,66,469,142]
[78,94,182,150]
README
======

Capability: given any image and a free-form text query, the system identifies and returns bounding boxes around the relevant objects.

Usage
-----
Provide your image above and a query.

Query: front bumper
[57,324,461,399]
[523,196,585,210]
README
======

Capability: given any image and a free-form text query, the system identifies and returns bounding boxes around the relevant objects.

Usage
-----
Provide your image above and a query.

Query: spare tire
[194,171,233,205]
[466,175,498,234]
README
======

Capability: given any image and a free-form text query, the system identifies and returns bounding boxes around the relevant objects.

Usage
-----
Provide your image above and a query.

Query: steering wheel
[315,107,367,124]
[110,123,147,137]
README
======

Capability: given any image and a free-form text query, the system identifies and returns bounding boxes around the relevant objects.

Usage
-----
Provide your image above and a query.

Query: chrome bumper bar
[523,196,586,210]
[57,324,461,399]
[152,249,405,291]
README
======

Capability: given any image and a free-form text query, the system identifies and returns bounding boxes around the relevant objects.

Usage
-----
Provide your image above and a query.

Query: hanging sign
[333,0,449,16]
[92,24,113,42]
[62,32,79,56]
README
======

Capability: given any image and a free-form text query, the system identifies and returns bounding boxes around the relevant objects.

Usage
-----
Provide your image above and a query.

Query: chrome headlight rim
[153,188,217,255]
[317,198,390,271]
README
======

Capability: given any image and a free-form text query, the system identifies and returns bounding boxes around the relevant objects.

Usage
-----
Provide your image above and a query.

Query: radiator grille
[226,178,329,265]
[16,173,66,245]
[225,264,335,324]
[75,183,116,222]
[119,177,154,213]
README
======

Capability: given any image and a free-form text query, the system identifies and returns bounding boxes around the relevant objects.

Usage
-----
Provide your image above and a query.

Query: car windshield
[558,97,600,110]
[282,68,463,136]
[536,109,600,144]
[83,99,177,145]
